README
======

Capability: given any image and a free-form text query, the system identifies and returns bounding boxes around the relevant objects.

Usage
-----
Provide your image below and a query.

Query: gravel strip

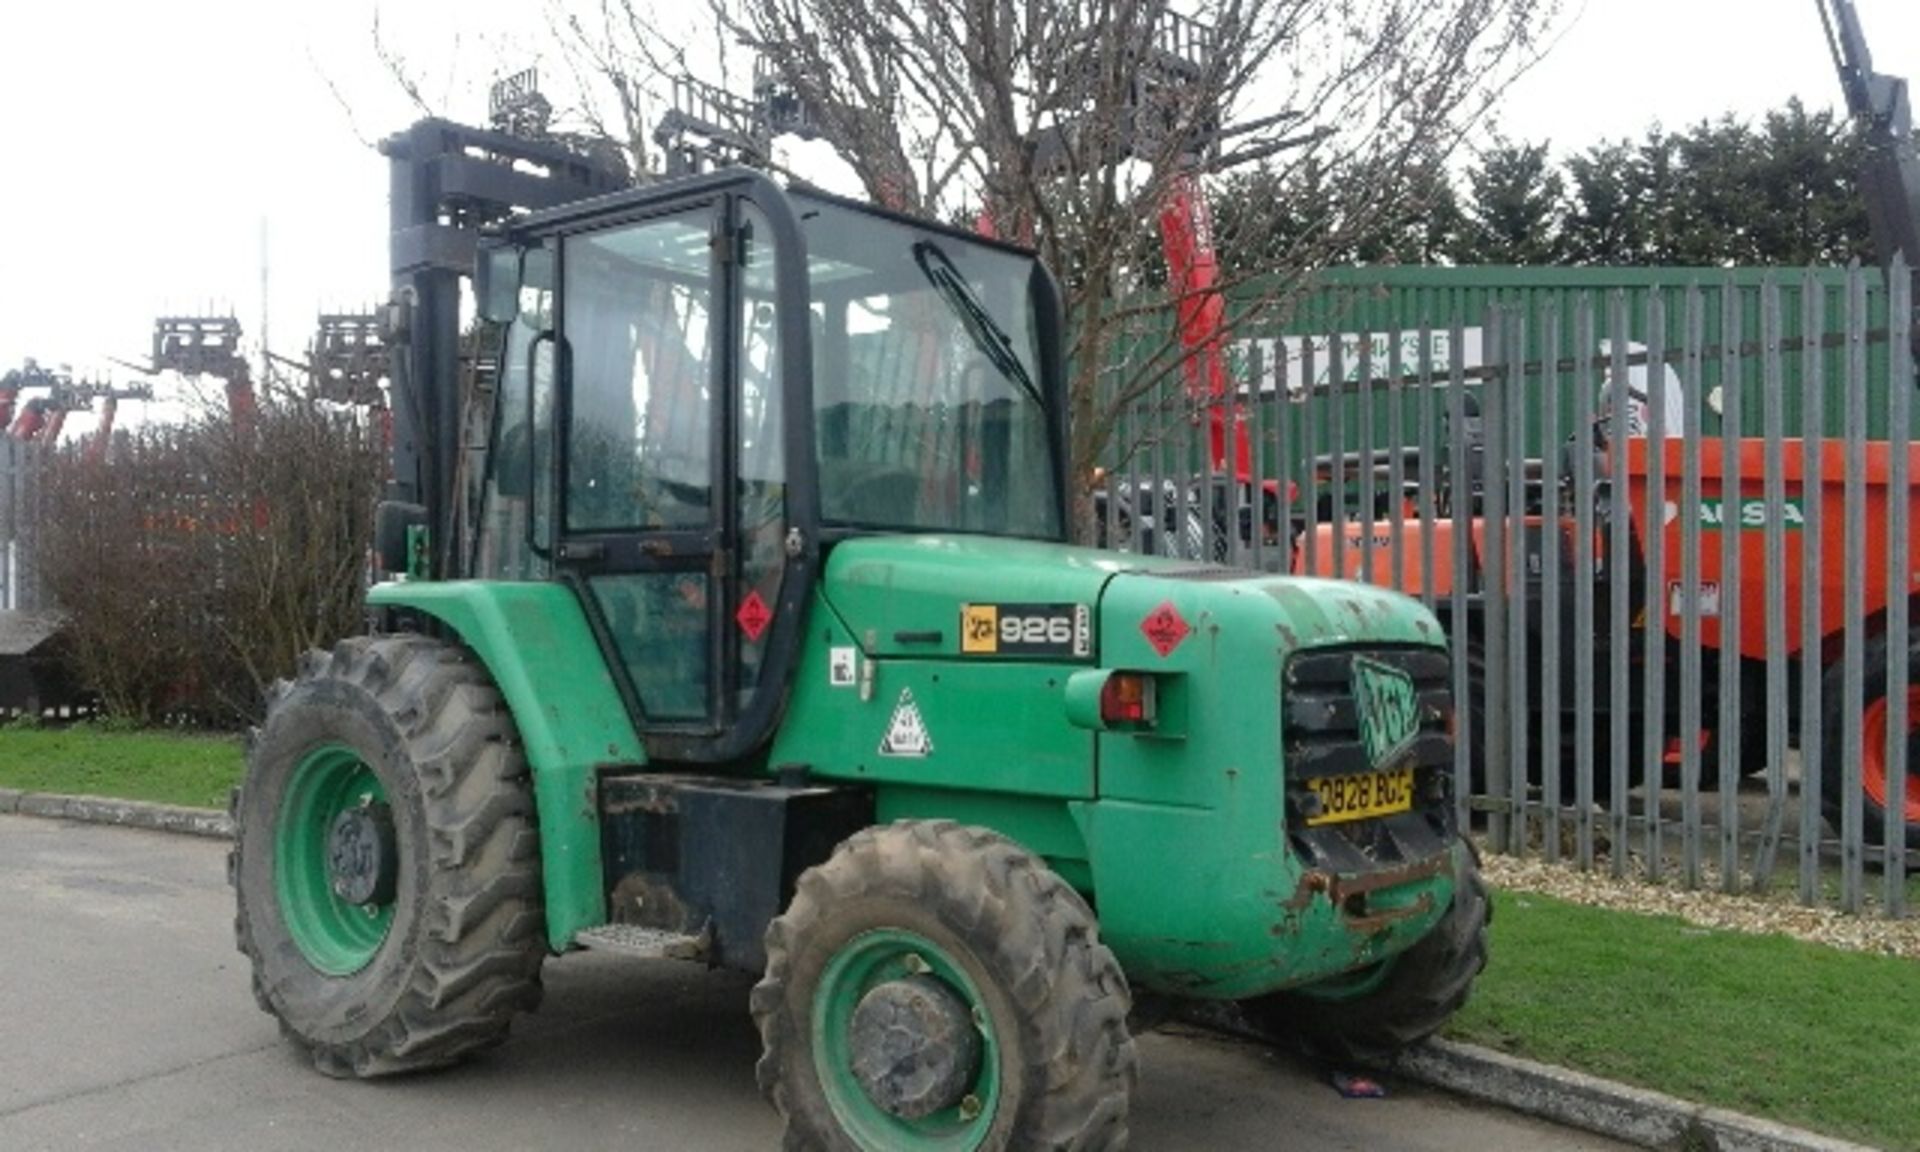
[1478,850,1920,959]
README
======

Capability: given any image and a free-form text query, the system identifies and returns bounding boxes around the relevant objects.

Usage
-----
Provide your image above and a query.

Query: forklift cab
[470,171,1069,762]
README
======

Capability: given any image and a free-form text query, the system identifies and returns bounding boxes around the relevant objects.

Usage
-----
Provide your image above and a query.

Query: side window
[564,213,715,532]
[590,572,710,722]
[736,204,784,698]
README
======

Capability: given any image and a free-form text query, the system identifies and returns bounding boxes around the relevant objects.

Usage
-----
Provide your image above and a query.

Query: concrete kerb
[1398,1039,1878,1152]
[1185,982,1874,1152]
[5,790,232,840]
[3,792,1880,1152]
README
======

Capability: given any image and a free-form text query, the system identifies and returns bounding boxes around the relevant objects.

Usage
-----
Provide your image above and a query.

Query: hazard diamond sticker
[878,688,934,757]
[736,590,772,641]
[1140,600,1190,657]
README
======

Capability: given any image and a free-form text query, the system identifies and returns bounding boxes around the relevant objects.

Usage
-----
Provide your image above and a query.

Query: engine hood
[820,536,1446,663]
[820,535,1203,659]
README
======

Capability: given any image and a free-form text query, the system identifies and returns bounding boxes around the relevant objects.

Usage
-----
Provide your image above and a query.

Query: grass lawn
[0,726,244,809]
[1449,888,1920,1150]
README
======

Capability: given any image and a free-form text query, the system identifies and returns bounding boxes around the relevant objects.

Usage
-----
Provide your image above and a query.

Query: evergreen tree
[1451,136,1566,264]
[1746,99,1872,265]
[1562,139,1639,264]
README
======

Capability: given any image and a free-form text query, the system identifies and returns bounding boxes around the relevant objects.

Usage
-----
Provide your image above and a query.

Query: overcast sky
[2,0,1916,435]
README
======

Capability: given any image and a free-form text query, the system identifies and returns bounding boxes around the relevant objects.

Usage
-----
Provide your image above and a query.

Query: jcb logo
[962,605,1000,653]
[1352,656,1420,770]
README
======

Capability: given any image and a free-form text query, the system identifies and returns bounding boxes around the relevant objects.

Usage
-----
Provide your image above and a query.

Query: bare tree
[715,0,1563,517]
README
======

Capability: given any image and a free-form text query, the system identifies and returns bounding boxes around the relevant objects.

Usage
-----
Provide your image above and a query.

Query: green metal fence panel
[1105,265,1914,495]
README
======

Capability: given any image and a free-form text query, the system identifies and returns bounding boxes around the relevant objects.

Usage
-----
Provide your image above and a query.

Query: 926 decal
[960,603,1091,657]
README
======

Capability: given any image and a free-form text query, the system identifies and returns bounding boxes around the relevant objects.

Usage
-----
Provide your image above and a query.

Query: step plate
[574,923,707,961]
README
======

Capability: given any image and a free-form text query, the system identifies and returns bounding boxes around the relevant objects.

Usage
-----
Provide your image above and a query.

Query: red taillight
[1099,672,1157,727]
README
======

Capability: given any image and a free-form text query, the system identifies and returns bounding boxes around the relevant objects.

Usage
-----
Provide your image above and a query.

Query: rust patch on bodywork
[1280,852,1449,931]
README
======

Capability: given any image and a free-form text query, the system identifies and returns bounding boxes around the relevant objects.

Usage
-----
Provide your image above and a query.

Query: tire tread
[232,635,545,1078]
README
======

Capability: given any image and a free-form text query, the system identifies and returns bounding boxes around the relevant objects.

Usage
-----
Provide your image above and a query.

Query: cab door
[552,190,802,760]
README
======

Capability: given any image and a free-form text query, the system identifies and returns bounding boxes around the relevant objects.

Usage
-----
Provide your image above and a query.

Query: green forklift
[228,109,1488,1150]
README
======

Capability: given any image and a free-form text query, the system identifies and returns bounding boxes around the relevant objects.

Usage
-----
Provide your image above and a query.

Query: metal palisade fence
[1096,262,1916,917]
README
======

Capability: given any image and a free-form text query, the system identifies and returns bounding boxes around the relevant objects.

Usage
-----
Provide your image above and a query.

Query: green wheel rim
[275,744,395,976]
[812,928,1000,1151]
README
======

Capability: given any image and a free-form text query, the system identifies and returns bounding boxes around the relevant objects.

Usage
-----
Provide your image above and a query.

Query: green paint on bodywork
[366,580,644,950]
[790,537,1460,1001]
[1070,571,1453,999]
[1061,669,1113,732]
[877,786,1092,892]
[819,534,1187,659]
[367,536,1462,1001]
[775,547,1100,798]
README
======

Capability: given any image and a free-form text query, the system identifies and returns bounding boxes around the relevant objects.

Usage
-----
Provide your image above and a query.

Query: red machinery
[0,361,63,430]
[78,382,155,463]
[6,367,89,444]
[1158,173,1252,482]
[1291,0,1920,849]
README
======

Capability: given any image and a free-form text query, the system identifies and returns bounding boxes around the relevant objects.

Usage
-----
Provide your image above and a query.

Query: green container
[1106,265,1913,491]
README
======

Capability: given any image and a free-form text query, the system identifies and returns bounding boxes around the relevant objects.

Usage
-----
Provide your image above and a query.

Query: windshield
[798,198,1061,538]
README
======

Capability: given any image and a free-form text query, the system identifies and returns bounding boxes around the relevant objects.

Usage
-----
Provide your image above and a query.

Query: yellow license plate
[1306,766,1415,826]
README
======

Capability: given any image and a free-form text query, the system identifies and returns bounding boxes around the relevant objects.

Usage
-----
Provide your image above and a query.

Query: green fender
[366,580,643,950]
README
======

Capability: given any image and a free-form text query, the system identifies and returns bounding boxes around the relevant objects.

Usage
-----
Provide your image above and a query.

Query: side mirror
[373,500,428,580]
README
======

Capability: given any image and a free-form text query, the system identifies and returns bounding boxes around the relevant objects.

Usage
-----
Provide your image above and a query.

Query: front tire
[1239,844,1490,1065]
[752,820,1136,1151]
[230,636,545,1077]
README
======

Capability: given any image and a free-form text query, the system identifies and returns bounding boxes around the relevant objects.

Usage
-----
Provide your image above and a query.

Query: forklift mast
[1032,10,1255,481]
[378,75,628,579]
[1818,0,1920,342]
[652,66,829,182]
[309,313,387,408]
[148,315,258,435]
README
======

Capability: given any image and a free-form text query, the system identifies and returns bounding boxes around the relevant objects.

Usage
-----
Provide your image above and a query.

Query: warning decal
[1140,600,1190,657]
[736,590,772,641]
[829,646,857,687]
[878,689,934,758]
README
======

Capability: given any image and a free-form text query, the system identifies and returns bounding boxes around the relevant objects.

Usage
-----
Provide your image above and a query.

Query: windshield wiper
[911,240,1045,409]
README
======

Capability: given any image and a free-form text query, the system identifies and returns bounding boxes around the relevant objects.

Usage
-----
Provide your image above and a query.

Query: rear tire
[1238,845,1490,1065]
[1468,637,1641,808]
[752,820,1136,1151]
[1820,631,1920,851]
[230,636,545,1077]
[1462,640,1491,800]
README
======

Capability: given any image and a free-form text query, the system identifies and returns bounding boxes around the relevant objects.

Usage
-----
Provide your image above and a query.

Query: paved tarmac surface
[0,814,1632,1151]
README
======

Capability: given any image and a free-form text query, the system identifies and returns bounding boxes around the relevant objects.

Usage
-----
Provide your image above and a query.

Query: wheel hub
[326,801,397,908]
[847,974,982,1120]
